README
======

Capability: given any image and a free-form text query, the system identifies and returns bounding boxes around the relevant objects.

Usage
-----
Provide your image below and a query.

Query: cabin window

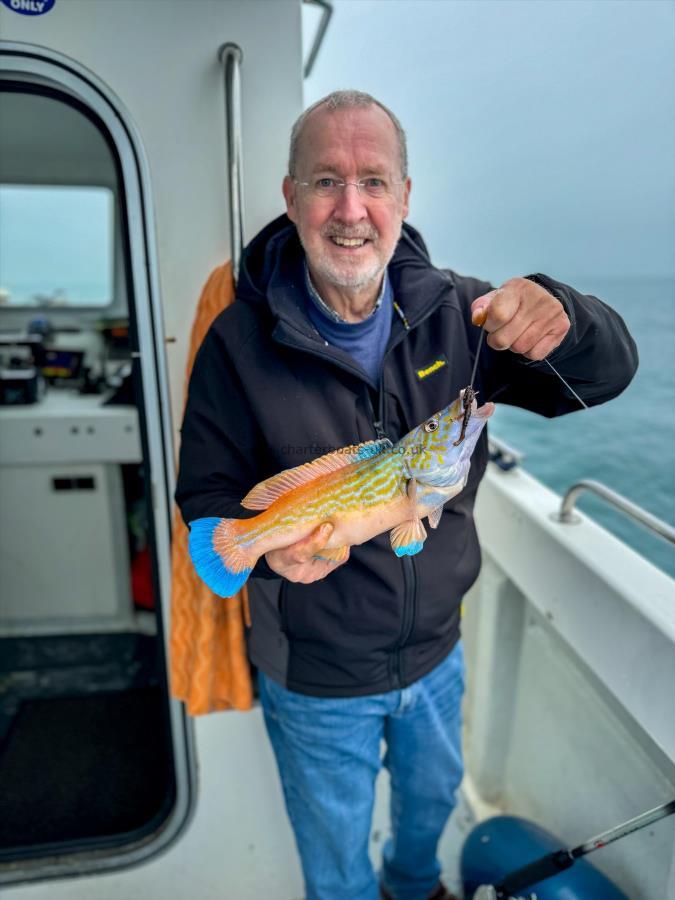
[0,184,114,308]
[0,66,189,882]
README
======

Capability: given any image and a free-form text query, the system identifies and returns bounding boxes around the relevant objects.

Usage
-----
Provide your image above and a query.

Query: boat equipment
[473,798,675,900]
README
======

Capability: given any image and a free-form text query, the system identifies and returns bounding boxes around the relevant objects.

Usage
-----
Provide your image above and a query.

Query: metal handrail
[218,43,245,281]
[553,479,675,545]
[303,0,333,78]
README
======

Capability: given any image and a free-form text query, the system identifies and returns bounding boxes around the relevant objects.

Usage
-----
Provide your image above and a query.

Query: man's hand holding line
[471,276,570,361]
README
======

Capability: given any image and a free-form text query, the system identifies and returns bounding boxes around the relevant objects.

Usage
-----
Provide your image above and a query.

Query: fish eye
[424,418,439,433]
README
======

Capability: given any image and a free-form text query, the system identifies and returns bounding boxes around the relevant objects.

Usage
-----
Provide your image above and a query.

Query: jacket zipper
[397,555,417,688]
[278,580,288,633]
[369,360,417,691]
[275,297,438,689]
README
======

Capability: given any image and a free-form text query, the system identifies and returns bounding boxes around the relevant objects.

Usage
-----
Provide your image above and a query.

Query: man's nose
[332,183,368,221]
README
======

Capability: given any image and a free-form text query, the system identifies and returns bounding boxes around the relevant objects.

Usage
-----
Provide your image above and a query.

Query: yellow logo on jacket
[416,358,447,380]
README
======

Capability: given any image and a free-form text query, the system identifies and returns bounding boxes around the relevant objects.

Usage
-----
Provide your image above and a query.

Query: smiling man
[283,102,410,320]
[176,91,637,900]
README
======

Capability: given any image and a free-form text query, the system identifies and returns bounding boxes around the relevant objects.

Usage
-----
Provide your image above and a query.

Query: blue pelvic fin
[394,540,424,557]
[390,518,427,557]
[188,517,253,598]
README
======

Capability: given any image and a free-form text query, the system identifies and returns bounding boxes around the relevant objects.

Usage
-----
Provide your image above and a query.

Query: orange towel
[169,261,254,715]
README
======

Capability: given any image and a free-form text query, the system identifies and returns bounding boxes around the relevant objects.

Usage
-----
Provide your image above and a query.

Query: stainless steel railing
[218,42,245,281]
[488,432,674,545]
[303,0,333,78]
[553,478,675,545]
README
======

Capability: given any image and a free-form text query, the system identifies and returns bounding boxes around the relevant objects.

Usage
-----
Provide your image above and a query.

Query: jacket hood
[236,213,452,316]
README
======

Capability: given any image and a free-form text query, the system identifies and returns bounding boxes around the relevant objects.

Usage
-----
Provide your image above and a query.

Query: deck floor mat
[0,686,172,849]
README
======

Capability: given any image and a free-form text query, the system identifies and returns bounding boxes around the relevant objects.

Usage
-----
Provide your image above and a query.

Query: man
[176,91,637,900]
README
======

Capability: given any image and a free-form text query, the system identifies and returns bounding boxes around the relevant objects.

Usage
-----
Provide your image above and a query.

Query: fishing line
[458,316,588,446]
[543,357,589,410]
[468,325,486,392]
[467,324,588,411]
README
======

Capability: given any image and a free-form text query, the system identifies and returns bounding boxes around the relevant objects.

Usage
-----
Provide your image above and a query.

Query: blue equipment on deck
[461,815,628,899]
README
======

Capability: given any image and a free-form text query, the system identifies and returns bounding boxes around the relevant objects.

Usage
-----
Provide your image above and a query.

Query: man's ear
[401,177,411,219]
[283,175,298,223]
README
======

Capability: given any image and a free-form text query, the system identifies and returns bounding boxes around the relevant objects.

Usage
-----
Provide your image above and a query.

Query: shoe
[427,885,459,900]
[379,882,459,900]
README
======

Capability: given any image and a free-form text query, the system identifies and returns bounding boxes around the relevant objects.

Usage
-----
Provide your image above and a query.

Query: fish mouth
[457,389,494,421]
[473,401,495,420]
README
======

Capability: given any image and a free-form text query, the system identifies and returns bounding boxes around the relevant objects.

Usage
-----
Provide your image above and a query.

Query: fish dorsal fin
[241,438,393,510]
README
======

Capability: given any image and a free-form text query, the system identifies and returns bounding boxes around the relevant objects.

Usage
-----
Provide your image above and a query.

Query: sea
[488,276,675,579]
[0,282,110,307]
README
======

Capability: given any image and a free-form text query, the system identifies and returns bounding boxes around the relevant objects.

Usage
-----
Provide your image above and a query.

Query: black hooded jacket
[175,215,638,697]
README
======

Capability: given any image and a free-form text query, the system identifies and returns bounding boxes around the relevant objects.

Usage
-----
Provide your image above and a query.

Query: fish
[188,392,495,598]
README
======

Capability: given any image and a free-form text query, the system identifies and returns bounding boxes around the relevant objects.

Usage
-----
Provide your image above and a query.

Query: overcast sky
[302,0,675,285]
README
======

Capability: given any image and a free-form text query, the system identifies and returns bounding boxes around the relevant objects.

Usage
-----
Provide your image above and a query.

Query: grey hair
[288,89,408,179]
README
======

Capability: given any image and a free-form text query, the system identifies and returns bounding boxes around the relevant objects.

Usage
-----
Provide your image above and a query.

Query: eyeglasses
[294,175,404,200]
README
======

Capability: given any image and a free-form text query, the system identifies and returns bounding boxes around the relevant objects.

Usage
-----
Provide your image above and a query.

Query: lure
[455,307,488,446]
[189,392,494,598]
[453,385,478,446]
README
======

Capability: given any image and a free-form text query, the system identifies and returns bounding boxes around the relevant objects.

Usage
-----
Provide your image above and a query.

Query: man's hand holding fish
[265,522,345,583]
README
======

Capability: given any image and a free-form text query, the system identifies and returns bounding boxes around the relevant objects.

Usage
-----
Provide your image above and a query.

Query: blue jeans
[258,642,465,900]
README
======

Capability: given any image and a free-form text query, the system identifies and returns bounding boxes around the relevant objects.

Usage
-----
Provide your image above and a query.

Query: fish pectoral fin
[427,505,443,529]
[313,545,350,565]
[390,517,427,557]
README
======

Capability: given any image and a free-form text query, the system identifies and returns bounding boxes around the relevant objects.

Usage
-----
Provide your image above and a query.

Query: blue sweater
[303,264,393,386]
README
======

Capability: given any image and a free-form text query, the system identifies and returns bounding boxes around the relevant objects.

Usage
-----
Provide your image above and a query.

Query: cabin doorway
[0,49,191,883]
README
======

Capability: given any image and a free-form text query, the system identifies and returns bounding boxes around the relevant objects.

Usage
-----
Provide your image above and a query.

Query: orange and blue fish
[189,393,494,598]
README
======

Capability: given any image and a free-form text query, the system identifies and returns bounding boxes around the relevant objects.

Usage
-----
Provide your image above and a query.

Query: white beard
[298,221,402,291]
[313,255,385,291]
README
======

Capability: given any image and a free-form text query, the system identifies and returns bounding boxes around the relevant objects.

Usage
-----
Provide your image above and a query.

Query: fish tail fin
[188,517,255,598]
